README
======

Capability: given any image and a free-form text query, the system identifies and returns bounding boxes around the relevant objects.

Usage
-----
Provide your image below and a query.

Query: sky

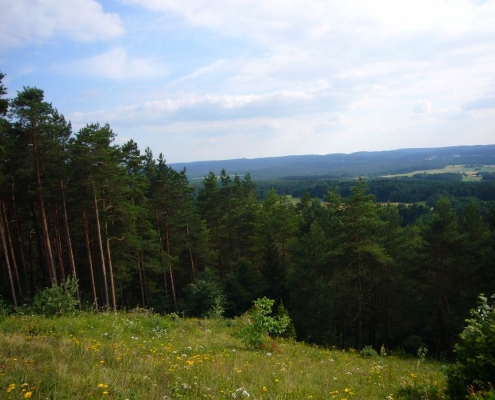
[1,0,495,163]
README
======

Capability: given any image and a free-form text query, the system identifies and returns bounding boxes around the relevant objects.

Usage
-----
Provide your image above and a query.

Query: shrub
[446,294,495,399]
[240,297,291,349]
[32,276,79,316]
[360,345,378,359]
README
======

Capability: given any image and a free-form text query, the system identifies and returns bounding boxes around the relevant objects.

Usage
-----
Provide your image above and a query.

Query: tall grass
[0,313,447,399]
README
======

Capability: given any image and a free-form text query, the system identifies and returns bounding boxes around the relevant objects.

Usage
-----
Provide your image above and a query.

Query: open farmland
[381,164,495,181]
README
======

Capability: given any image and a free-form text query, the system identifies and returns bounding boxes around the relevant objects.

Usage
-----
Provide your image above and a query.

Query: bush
[446,294,495,399]
[32,276,79,316]
[240,297,292,349]
[360,345,378,359]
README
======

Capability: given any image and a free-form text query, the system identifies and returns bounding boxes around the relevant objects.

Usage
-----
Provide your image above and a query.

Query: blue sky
[1,0,495,163]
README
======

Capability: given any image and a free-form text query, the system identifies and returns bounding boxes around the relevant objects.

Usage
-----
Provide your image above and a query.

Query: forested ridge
[1,75,495,358]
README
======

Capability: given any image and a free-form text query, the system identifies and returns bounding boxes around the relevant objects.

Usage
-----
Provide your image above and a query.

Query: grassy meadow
[381,164,495,181]
[0,312,448,400]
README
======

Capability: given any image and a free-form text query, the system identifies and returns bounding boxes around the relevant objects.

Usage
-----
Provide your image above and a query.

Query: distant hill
[169,144,495,180]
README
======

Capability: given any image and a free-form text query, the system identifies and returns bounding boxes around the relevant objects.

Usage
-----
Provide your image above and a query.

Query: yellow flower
[262,386,268,392]
[24,392,33,398]
[103,391,109,395]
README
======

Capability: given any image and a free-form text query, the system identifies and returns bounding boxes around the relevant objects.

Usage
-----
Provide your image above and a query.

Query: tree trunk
[155,212,170,306]
[0,206,17,307]
[103,199,117,311]
[61,183,80,308]
[1,199,23,304]
[32,128,57,285]
[83,205,98,312]
[92,183,109,308]
[10,183,29,297]
[164,213,177,311]
[185,222,196,279]
[53,207,65,283]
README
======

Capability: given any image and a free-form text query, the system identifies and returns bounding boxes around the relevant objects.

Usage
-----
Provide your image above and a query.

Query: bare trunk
[31,202,49,286]
[103,199,117,311]
[83,205,98,312]
[164,214,177,311]
[0,206,17,307]
[61,183,80,307]
[33,128,57,285]
[137,253,146,308]
[155,212,169,304]
[10,183,29,297]
[92,183,109,308]
[185,222,196,279]
[53,207,66,283]
[2,199,23,303]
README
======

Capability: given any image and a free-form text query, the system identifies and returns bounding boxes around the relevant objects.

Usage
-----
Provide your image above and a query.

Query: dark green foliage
[181,269,225,318]
[239,297,292,349]
[32,276,79,316]
[1,76,495,363]
[446,295,495,399]
[223,258,267,317]
[360,345,378,358]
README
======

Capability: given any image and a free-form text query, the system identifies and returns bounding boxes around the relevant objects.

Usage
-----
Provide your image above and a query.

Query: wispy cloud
[58,47,168,80]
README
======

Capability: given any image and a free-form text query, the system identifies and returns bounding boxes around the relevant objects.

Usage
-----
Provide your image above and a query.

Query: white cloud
[0,0,124,51]
[69,88,345,128]
[413,100,432,114]
[59,47,168,80]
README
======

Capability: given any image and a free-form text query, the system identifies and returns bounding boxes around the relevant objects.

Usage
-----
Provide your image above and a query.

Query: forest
[1,73,495,359]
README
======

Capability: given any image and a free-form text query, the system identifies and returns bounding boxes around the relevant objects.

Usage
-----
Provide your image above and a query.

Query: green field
[381,164,495,181]
[0,313,447,399]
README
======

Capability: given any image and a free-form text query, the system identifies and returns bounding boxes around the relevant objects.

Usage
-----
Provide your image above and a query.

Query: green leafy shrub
[360,345,378,358]
[32,276,79,316]
[240,297,291,349]
[446,294,495,399]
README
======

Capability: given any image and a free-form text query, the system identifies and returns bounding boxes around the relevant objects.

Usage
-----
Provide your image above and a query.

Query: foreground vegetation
[1,72,495,359]
[0,312,448,400]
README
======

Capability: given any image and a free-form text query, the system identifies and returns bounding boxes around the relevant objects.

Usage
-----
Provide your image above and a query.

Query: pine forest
[2,73,495,358]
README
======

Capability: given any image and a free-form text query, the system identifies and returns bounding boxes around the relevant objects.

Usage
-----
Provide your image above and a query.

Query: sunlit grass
[381,164,495,181]
[0,313,448,399]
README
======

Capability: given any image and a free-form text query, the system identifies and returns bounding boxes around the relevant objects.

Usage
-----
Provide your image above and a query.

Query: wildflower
[24,392,33,398]
[262,386,268,392]
[103,391,109,395]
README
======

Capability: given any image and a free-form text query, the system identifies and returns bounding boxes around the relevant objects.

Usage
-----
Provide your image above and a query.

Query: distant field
[381,164,495,181]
